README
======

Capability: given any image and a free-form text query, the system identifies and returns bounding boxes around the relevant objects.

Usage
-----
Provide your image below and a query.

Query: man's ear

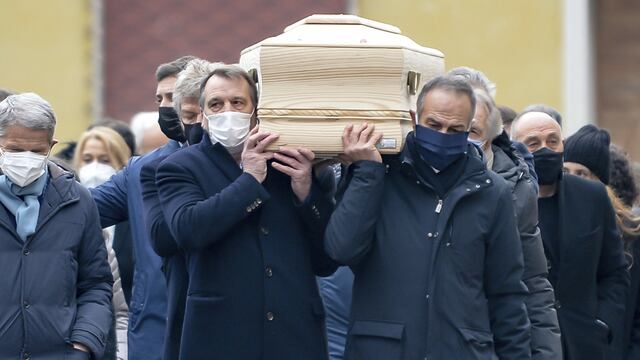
[409,110,416,131]
[250,108,259,129]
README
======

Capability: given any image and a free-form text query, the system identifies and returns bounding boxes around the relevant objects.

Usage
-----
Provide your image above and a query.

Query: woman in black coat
[608,144,640,360]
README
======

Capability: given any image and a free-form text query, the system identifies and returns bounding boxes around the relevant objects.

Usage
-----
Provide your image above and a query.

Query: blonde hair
[73,126,132,171]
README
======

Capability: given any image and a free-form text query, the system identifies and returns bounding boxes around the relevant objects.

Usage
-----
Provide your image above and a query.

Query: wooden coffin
[239,14,445,156]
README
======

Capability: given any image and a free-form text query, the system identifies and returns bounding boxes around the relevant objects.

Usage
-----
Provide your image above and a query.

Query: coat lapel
[553,175,571,287]
[34,163,78,234]
[199,136,243,183]
[0,202,21,243]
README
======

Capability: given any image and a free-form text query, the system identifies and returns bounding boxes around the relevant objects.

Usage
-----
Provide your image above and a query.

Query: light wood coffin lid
[239,14,445,155]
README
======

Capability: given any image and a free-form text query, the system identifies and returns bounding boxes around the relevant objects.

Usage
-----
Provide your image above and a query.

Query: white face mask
[78,162,116,188]
[204,111,252,152]
[0,149,49,187]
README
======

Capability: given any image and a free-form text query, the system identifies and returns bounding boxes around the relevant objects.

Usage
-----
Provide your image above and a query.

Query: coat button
[23,249,30,256]
[425,294,430,301]
[260,227,269,236]
[266,312,275,321]
[555,300,562,309]
[23,353,30,360]
[23,301,30,309]
[265,266,273,278]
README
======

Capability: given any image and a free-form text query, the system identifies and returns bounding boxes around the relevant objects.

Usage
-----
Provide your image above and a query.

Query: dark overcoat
[325,139,531,360]
[155,135,336,360]
[543,174,628,360]
[0,163,113,360]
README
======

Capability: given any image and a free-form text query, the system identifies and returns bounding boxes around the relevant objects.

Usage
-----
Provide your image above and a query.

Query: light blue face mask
[468,137,485,149]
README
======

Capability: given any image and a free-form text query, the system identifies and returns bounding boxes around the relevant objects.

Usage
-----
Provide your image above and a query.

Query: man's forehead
[517,112,561,135]
[181,97,199,108]
[156,76,177,94]
[204,76,249,97]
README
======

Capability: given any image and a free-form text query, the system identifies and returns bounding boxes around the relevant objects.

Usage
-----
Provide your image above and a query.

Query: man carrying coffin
[325,75,531,360]
[155,65,337,359]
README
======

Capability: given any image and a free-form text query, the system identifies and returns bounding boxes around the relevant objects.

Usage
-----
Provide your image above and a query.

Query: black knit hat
[564,124,611,184]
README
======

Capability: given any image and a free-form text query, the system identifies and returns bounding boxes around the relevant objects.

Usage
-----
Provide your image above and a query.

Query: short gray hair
[474,89,503,141]
[521,104,562,126]
[0,92,56,141]
[416,75,476,124]
[199,65,258,109]
[448,66,497,98]
[510,110,557,141]
[174,59,223,118]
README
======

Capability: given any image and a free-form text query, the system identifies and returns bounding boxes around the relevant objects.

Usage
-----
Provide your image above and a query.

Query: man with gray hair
[325,75,530,359]
[521,104,563,126]
[140,58,220,360]
[451,67,561,359]
[0,93,113,359]
[90,56,194,360]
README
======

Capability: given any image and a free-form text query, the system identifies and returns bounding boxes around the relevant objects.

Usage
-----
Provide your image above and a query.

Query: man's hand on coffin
[242,127,278,183]
[272,146,315,202]
[341,123,383,164]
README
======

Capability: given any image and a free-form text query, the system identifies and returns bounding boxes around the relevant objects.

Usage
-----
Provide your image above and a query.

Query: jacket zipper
[435,199,443,214]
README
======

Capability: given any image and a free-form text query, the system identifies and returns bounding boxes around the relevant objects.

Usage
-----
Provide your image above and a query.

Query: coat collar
[198,134,243,182]
[397,133,490,197]
[491,145,527,186]
[34,162,80,233]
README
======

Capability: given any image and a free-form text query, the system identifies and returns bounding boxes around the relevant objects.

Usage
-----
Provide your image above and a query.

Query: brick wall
[597,0,640,160]
[104,0,346,122]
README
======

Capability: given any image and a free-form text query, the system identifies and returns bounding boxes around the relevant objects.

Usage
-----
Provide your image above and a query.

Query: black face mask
[533,147,563,185]
[184,123,204,145]
[158,107,186,143]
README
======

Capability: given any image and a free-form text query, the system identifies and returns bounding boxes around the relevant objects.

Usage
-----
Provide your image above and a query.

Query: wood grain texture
[258,114,413,156]
[240,14,445,155]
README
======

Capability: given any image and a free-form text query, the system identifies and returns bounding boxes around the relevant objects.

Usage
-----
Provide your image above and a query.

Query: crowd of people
[0,55,639,360]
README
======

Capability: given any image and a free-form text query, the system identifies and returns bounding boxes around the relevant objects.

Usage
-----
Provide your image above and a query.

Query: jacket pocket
[458,328,495,360]
[65,253,78,307]
[346,320,405,360]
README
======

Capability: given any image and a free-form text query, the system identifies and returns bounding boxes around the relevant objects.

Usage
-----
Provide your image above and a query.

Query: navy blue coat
[91,141,181,360]
[325,139,531,360]
[0,163,113,360]
[141,155,187,360]
[155,135,336,360]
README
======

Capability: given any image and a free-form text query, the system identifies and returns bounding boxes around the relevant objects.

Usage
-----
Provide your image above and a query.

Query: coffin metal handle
[248,68,259,84]
[407,71,421,95]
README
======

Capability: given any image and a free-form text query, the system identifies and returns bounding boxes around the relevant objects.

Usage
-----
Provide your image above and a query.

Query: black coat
[540,174,629,360]
[622,239,640,359]
[325,140,531,360]
[0,163,113,360]
[490,139,562,359]
[141,155,187,360]
[155,135,337,360]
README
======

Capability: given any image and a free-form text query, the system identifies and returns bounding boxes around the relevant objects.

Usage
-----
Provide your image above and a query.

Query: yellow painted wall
[0,0,93,146]
[357,0,562,113]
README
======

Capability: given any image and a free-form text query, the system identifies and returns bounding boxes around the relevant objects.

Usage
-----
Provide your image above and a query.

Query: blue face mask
[414,125,469,171]
[468,137,485,149]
